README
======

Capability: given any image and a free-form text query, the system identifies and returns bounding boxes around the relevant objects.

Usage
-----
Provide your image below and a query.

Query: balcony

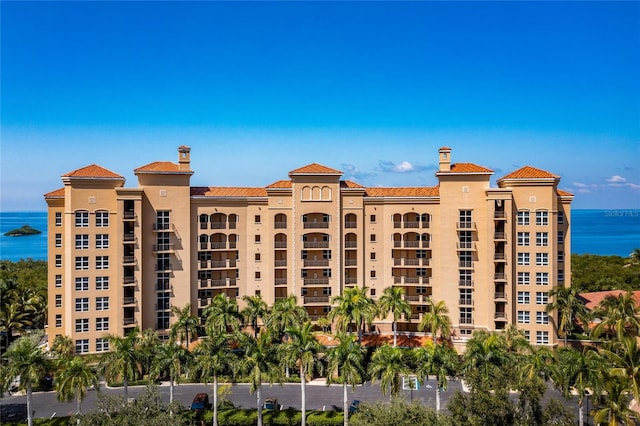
[393,276,429,285]
[393,258,429,267]
[304,259,330,267]
[304,241,329,249]
[123,297,136,306]
[403,221,420,228]
[274,221,287,229]
[456,242,476,251]
[344,241,357,249]
[344,259,357,267]
[494,312,507,321]
[275,260,287,267]
[404,295,422,302]
[303,278,329,285]
[459,298,473,306]
[275,241,287,249]
[494,211,506,220]
[345,277,358,285]
[123,317,137,326]
[458,261,473,269]
[153,243,174,253]
[494,273,507,281]
[344,221,357,228]
[210,222,226,229]
[211,242,227,250]
[494,292,506,300]
[153,223,175,232]
[303,222,329,229]
[123,211,137,221]
[123,233,136,243]
[459,317,474,325]
[494,253,506,261]
[303,296,330,304]
[393,241,430,249]
[494,232,506,240]
[122,256,136,265]
[456,222,476,231]
[410,313,422,320]
[123,276,136,286]
[459,279,473,287]
[155,263,172,272]
[211,279,228,287]
[275,278,287,286]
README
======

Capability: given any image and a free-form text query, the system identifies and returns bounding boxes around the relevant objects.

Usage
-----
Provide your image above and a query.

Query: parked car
[190,393,211,420]
[348,400,362,414]
[263,397,280,411]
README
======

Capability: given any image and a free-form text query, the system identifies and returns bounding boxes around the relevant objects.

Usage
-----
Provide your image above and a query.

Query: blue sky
[1,1,639,211]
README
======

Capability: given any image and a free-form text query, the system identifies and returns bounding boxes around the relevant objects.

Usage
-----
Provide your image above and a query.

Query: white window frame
[536,211,549,226]
[75,339,89,354]
[517,310,530,324]
[96,234,109,249]
[96,338,109,352]
[96,317,109,331]
[517,291,530,304]
[75,211,89,227]
[75,318,89,333]
[55,255,62,268]
[517,252,530,266]
[55,294,62,308]
[96,296,109,311]
[517,232,530,246]
[96,211,109,227]
[55,314,62,327]
[55,274,62,288]
[55,233,62,247]
[536,272,549,285]
[55,212,62,226]
[75,297,89,312]
[518,272,530,285]
[536,232,548,247]
[75,277,89,291]
[517,211,530,226]
[558,231,564,245]
[75,256,89,270]
[96,256,109,270]
[536,253,549,266]
[536,311,550,324]
[75,234,89,250]
[536,292,549,305]
[536,331,549,344]
[96,276,109,290]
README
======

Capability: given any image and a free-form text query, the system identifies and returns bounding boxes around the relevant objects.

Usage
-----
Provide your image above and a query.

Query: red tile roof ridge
[500,165,559,180]
[62,164,124,179]
[44,188,65,197]
[266,180,292,189]
[289,163,343,175]
[134,161,183,173]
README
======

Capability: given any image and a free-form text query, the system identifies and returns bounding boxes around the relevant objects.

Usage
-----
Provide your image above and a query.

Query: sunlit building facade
[45,146,573,353]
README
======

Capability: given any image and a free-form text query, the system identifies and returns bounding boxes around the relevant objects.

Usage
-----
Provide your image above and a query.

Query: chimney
[178,146,191,171]
[439,147,451,172]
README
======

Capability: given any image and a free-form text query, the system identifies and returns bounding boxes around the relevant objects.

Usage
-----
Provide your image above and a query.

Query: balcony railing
[275,278,287,285]
[303,296,330,304]
[494,312,507,320]
[304,259,330,267]
[494,273,506,281]
[457,242,476,250]
[211,222,226,229]
[123,211,137,220]
[123,233,136,243]
[494,211,506,219]
[344,241,357,248]
[393,241,430,248]
[275,241,287,248]
[404,221,420,228]
[458,261,473,268]
[211,242,226,250]
[275,260,287,267]
[123,297,136,305]
[304,241,329,249]
[153,223,174,232]
[456,221,476,230]
[494,253,506,261]
[459,317,474,325]
[153,243,174,253]
[344,221,357,228]
[303,278,329,285]
[155,263,172,272]
[393,258,428,266]
[123,256,136,265]
[123,276,136,285]
[393,276,429,285]
[404,295,422,302]
[459,298,473,306]
[274,221,287,229]
[494,292,506,300]
[303,222,329,229]
[458,279,473,287]
[123,318,137,326]
[494,232,506,240]
[345,277,358,284]
[344,259,357,266]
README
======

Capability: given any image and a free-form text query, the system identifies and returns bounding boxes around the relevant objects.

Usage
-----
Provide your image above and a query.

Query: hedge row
[201,409,344,426]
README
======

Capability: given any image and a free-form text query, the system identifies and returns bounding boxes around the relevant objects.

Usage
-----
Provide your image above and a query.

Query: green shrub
[218,409,258,426]
[264,408,302,426]
[307,410,344,426]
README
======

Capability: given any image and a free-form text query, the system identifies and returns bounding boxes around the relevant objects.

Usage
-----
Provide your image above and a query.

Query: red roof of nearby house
[44,188,65,197]
[500,166,559,180]
[579,290,640,310]
[557,189,574,197]
[134,161,187,173]
[62,164,123,179]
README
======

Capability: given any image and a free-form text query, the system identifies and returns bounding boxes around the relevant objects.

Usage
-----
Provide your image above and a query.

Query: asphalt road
[1,378,581,424]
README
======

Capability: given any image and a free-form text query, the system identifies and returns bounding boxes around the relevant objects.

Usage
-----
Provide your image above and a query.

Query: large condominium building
[45,146,573,353]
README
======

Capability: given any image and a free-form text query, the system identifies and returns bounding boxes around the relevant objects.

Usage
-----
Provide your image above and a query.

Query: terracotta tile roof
[134,161,183,173]
[44,188,65,197]
[439,146,452,151]
[191,187,267,197]
[446,163,494,173]
[341,180,365,189]
[289,163,343,175]
[500,166,558,180]
[557,189,574,197]
[266,180,292,189]
[579,290,640,311]
[62,164,123,179]
[365,186,439,197]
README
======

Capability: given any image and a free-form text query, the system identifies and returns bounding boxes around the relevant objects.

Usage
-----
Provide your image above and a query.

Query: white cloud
[607,175,627,183]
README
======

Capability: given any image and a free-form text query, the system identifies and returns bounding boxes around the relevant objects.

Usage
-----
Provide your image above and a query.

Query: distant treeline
[571,252,640,293]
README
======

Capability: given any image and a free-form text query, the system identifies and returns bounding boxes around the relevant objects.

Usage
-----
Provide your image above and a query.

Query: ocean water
[0,210,638,262]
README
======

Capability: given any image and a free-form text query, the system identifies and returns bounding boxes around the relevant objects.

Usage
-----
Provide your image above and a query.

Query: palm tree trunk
[343,383,349,426]
[213,375,219,426]
[257,384,263,426]
[26,382,33,426]
[76,389,82,424]
[393,321,397,348]
[578,398,584,426]
[435,382,441,413]
[301,366,307,426]
[169,377,175,404]
[123,376,129,402]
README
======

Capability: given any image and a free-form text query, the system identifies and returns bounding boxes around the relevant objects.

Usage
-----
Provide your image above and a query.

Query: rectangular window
[55,212,62,226]
[75,256,89,270]
[55,233,62,247]
[255,253,261,261]
[536,331,549,345]
[323,268,332,278]
[523,330,531,342]
[96,297,109,311]
[75,339,89,354]
[96,211,109,227]
[517,252,530,266]
[96,338,109,352]
[55,294,62,308]
[56,255,62,268]
[75,211,89,227]
[460,288,473,305]
[255,235,261,243]
[536,211,548,226]
[157,292,170,310]
[536,311,550,324]
[518,272,530,285]
[536,253,549,266]
[370,270,376,278]
[517,291,530,304]
[157,273,170,291]
[75,234,89,250]
[517,211,530,226]
[558,270,565,282]
[96,317,109,331]
[96,256,109,270]
[536,232,548,246]
[517,311,530,324]
[75,298,89,312]
[55,275,62,288]
[558,251,564,263]
[536,272,549,285]
[55,314,62,327]
[370,215,376,223]
[157,311,170,330]
[536,292,549,305]
[75,318,89,333]
[254,215,261,223]
[255,271,261,280]
[96,276,109,290]
[96,234,109,249]
[460,307,473,324]
[517,232,530,246]
[370,234,376,242]
[370,252,376,260]
[558,211,565,225]
[558,231,564,245]
[75,277,89,291]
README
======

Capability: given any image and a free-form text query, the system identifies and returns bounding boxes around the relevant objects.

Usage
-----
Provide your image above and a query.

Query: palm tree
[602,337,640,404]
[592,291,640,341]
[284,322,324,426]
[242,294,269,338]
[3,333,51,426]
[325,332,366,426]
[369,344,410,399]
[414,340,459,413]
[51,335,75,360]
[100,328,140,402]
[0,301,31,350]
[138,328,160,378]
[203,293,243,336]
[151,338,192,406]
[462,330,510,389]
[377,287,411,347]
[545,285,590,345]
[329,287,376,344]
[552,347,603,426]
[593,371,637,426]
[170,303,200,347]
[418,298,452,345]
[192,331,235,426]
[265,294,308,340]
[55,356,99,420]
[502,324,531,354]
[238,331,280,426]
